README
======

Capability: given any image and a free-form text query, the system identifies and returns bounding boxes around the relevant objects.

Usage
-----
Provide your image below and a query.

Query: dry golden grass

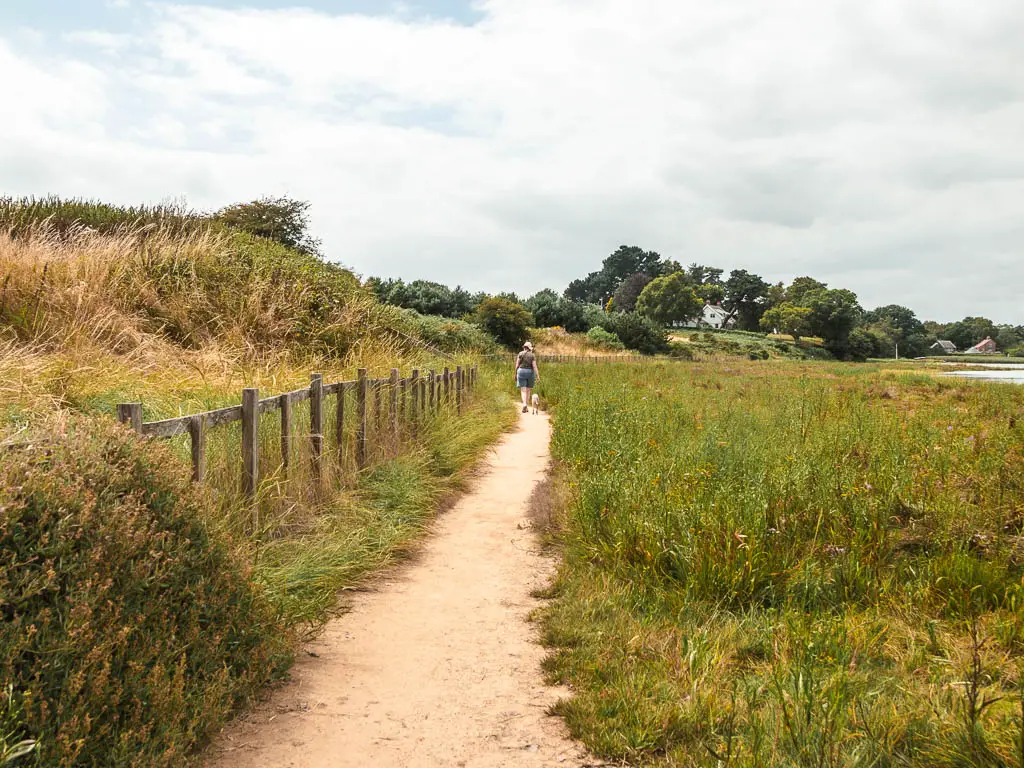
[529,327,631,356]
[0,226,432,436]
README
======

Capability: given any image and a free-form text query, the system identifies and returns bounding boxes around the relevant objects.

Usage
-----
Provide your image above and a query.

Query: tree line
[369,243,1021,359]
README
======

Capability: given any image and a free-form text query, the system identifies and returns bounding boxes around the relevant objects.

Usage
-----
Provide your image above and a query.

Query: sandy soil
[204,410,596,768]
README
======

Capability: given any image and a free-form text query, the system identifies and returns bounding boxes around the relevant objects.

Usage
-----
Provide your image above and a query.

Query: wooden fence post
[375,379,385,435]
[399,377,408,435]
[310,373,323,485]
[390,368,400,446]
[117,403,143,434]
[241,388,259,504]
[336,383,345,470]
[443,366,450,404]
[456,365,463,416]
[429,369,437,411]
[189,415,205,483]
[357,368,368,469]
[280,394,291,472]
[410,369,419,435]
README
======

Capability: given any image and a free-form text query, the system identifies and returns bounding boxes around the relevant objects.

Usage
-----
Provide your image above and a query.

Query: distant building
[676,303,736,330]
[964,337,998,355]
[931,340,957,354]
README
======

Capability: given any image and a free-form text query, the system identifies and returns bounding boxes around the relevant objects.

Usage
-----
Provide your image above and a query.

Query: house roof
[932,340,957,352]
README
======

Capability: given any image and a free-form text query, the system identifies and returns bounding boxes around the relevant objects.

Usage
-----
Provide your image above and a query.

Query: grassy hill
[0,198,509,766]
[527,326,834,361]
[669,328,834,360]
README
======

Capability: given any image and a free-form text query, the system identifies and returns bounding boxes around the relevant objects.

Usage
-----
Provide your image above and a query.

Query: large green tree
[944,317,998,350]
[635,272,703,326]
[860,304,930,357]
[786,276,828,306]
[996,325,1023,353]
[564,246,665,305]
[611,272,653,313]
[724,269,770,331]
[802,288,863,358]
[686,263,724,286]
[216,196,322,255]
[760,303,812,341]
[603,246,665,284]
[525,289,591,332]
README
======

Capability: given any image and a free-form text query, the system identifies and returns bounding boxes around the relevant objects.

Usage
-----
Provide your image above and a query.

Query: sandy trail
[205,411,594,768]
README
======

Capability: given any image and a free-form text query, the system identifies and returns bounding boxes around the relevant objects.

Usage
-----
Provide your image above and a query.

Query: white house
[930,340,957,354]
[675,303,735,330]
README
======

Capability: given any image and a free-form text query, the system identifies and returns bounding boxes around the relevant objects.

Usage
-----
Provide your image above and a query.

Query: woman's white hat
[523,341,533,350]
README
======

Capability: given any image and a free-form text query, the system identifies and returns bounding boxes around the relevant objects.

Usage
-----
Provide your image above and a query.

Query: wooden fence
[485,353,650,364]
[117,365,478,499]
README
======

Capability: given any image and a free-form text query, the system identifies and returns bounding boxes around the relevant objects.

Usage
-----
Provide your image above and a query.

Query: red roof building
[965,337,998,355]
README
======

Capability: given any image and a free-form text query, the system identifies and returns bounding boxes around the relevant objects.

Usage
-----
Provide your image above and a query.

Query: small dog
[531,393,540,415]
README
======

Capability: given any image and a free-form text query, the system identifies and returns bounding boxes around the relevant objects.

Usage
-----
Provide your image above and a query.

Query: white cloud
[1,1,1023,322]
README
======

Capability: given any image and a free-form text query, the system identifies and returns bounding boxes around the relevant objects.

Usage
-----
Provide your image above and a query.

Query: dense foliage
[474,296,533,349]
[0,418,290,767]
[215,196,323,256]
[541,361,1024,766]
[635,272,703,326]
[367,277,481,319]
[589,311,668,355]
[397,308,497,353]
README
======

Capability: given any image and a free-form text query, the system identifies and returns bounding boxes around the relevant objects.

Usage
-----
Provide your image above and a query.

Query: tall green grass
[539,361,1024,766]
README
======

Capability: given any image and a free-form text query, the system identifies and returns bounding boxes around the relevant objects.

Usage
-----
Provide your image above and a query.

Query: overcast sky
[2,0,1022,323]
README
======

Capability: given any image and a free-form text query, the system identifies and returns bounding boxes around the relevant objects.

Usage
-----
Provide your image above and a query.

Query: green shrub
[398,309,497,353]
[593,313,668,355]
[585,326,625,350]
[474,297,533,349]
[668,342,694,359]
[0,418,290,767]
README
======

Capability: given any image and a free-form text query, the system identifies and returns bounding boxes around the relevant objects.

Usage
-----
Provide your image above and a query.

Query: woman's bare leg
[520,387,530,407]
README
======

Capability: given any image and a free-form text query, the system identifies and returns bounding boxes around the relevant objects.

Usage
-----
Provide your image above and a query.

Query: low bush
[667,341,694,359]
[398,309,498,353]
[592,312,668,355]
[585,326,624,350]
[473,297,533,349]
[0,418,290,767]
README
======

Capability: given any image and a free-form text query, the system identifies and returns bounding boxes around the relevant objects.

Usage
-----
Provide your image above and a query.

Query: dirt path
[205,411,594,768]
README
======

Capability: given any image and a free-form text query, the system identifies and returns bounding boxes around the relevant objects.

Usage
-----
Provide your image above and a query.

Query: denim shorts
[516,368,536,388]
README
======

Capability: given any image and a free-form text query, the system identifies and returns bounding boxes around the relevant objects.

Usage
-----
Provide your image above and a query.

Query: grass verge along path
[539,360,1024,767]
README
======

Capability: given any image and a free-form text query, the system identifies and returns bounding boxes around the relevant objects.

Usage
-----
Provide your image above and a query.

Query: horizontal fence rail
[117,366,478,505]
[483,353,648,364]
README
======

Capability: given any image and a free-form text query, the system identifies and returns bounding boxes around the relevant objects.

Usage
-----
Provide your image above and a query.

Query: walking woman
[515,341,539,413]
